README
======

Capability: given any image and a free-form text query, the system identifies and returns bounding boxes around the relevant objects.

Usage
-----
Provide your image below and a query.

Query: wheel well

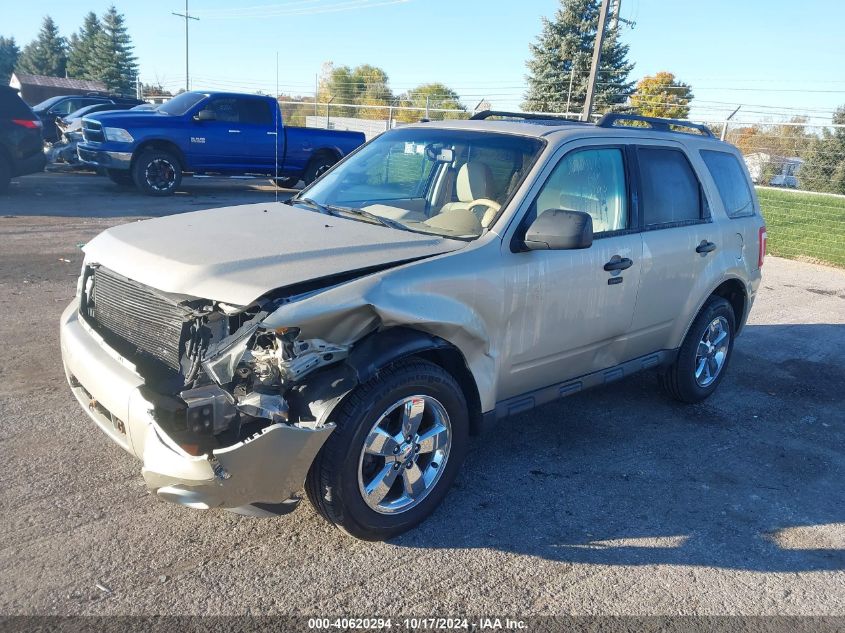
[413,347,484,437]
[132,140,185,171]
[711,279,747,333]
[309,148,341,166]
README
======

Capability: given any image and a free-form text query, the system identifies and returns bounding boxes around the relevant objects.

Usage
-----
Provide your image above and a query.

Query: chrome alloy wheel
[695,316,730,387]
[144,158,177,191]
[357,395,452,515]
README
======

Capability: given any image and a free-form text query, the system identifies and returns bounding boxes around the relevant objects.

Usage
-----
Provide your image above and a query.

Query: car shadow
[394,323,845,573]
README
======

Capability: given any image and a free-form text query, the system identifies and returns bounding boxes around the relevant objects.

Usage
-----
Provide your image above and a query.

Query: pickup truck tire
[305,358,469,541]
[132,150,182,196]
[0,154,10,193]
[660,296,736,403]
[106,169,135,186]
[303,154,337,186]
[270,176,300,189]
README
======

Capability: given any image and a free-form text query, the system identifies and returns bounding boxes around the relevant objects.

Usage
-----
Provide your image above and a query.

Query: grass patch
[756,187,845,268]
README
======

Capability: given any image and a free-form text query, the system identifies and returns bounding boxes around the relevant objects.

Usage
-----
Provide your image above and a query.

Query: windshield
[157,91,206,116]
[33,96,65,113]
[299,128,545,239]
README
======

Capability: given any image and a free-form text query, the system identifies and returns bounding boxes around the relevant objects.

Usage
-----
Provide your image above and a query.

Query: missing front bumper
[60,300,334,514]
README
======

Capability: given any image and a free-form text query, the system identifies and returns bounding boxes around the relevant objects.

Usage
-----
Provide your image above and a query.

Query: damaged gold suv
[60,112,766,540]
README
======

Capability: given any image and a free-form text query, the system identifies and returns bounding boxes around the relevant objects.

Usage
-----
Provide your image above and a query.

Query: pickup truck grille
[85,266,191,373]
[81,119,105,143]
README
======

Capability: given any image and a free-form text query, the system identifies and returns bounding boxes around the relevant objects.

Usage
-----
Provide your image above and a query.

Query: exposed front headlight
[104,127,134,143]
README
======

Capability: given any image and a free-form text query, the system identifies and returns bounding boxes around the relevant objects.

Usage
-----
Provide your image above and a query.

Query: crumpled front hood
[83,202,465,305]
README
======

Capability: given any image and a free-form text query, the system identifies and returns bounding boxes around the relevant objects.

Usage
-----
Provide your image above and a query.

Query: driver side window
[535,147,628,234]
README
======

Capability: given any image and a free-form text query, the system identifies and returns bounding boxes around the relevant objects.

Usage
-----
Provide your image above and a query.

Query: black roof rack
[596,113,713,137]
[470,110,589,125]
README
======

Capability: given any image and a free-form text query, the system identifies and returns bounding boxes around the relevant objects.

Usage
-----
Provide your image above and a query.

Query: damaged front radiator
[85,266,191,373]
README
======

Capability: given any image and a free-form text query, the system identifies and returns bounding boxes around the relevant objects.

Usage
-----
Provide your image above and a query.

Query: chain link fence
[278,100,845,268]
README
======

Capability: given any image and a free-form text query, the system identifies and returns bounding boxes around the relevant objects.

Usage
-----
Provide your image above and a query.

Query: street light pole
[581,0,612,122]
[172,0,199,91]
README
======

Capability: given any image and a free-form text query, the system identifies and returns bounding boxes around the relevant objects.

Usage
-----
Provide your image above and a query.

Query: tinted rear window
[0,89,35,119]
[239,99,273,125]
[638,147,703,226]
[700,150,755,218]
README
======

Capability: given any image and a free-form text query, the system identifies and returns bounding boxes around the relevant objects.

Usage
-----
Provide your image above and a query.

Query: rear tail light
[12,118,41,129]
[758,226,767,268]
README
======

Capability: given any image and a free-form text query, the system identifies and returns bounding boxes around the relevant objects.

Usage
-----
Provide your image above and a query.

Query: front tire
[132,150,182,196]
[660,296,736,403]
[306,358,469,540]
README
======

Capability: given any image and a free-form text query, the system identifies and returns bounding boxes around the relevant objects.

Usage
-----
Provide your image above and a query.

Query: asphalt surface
[1,172,844,616]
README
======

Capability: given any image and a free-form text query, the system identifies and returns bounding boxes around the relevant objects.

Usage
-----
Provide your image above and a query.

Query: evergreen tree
[91,6,138,94]
[66,12,102,79]
[0,36,20,84]
[17,16,67,77]
[524,0,634,115]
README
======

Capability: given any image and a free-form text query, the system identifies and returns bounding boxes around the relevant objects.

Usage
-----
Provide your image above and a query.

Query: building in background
[9,73,107,105]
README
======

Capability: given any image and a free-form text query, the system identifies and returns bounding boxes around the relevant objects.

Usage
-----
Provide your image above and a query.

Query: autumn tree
[800,107,845,194]
[524,0,634,114]
[0,36,20,84]
[396,83,465,122]
[318,63,393,119]
[629,71,694,119]
[17,16,67,77]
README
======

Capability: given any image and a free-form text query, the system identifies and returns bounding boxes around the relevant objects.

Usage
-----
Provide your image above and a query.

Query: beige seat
[439,162,501,228]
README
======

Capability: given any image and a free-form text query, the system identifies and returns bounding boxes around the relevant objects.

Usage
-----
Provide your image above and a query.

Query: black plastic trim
[597,113,713,137]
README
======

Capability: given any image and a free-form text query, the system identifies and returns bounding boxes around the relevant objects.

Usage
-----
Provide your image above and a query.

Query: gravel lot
[1,172,843,616]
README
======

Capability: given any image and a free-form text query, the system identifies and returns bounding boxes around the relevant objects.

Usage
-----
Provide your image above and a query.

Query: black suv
[0,86,46,192]
[32,94,144,142]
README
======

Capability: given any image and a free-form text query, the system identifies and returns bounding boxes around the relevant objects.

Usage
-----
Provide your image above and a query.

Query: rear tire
[659,296,736,403]
[0,155,10,193]
[106,169,134,186]
[132,150,182,196]
[303,153,337,186]
[270,176,300,189]
[306,358,469,541]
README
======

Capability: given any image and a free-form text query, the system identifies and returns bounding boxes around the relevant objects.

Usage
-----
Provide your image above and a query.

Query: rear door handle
[696,240,717,254]
[604,257,633,271]
[228,129,241,134]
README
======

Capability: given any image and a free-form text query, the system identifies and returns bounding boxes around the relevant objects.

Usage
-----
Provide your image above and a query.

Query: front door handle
[604,256,633,271]
[228,129,241,134]
[696,240,717,254]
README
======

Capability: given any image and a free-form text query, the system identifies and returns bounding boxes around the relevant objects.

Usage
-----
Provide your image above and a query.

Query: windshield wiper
[293,197,340,217]
[293,197,411,231]
[342,207,411,232]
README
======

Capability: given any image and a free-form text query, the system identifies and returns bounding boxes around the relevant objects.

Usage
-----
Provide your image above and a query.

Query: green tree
[318,62,393,119]
[629,71,694,119]
[800,107,845,194]
[17,16,67,77]
[396,83,465,122]
[524,0,634,115]
[91,6,138,94]
[66,12,102,79]
[0,36,20,84]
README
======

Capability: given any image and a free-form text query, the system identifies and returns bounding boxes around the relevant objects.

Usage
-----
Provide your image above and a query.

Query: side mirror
[194,109,216,122]
[524,209,593,250]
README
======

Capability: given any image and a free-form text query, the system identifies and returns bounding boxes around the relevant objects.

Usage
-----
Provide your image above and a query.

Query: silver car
[60,113,766,540]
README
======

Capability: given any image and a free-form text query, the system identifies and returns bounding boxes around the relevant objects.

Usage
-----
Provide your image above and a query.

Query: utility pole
[172,0,199,91]
[581,0,612,122]
[565,65,575,116]
[611,0,621,30]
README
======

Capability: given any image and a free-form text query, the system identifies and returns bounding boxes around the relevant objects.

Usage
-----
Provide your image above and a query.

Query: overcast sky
[6,0,845,124]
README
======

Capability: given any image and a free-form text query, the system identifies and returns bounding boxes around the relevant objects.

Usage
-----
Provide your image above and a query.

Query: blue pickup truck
[76,91,366,195]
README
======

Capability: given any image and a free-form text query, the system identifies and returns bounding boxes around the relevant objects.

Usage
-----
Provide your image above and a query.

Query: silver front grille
[86,267,191,372]
[81,119,104,143]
